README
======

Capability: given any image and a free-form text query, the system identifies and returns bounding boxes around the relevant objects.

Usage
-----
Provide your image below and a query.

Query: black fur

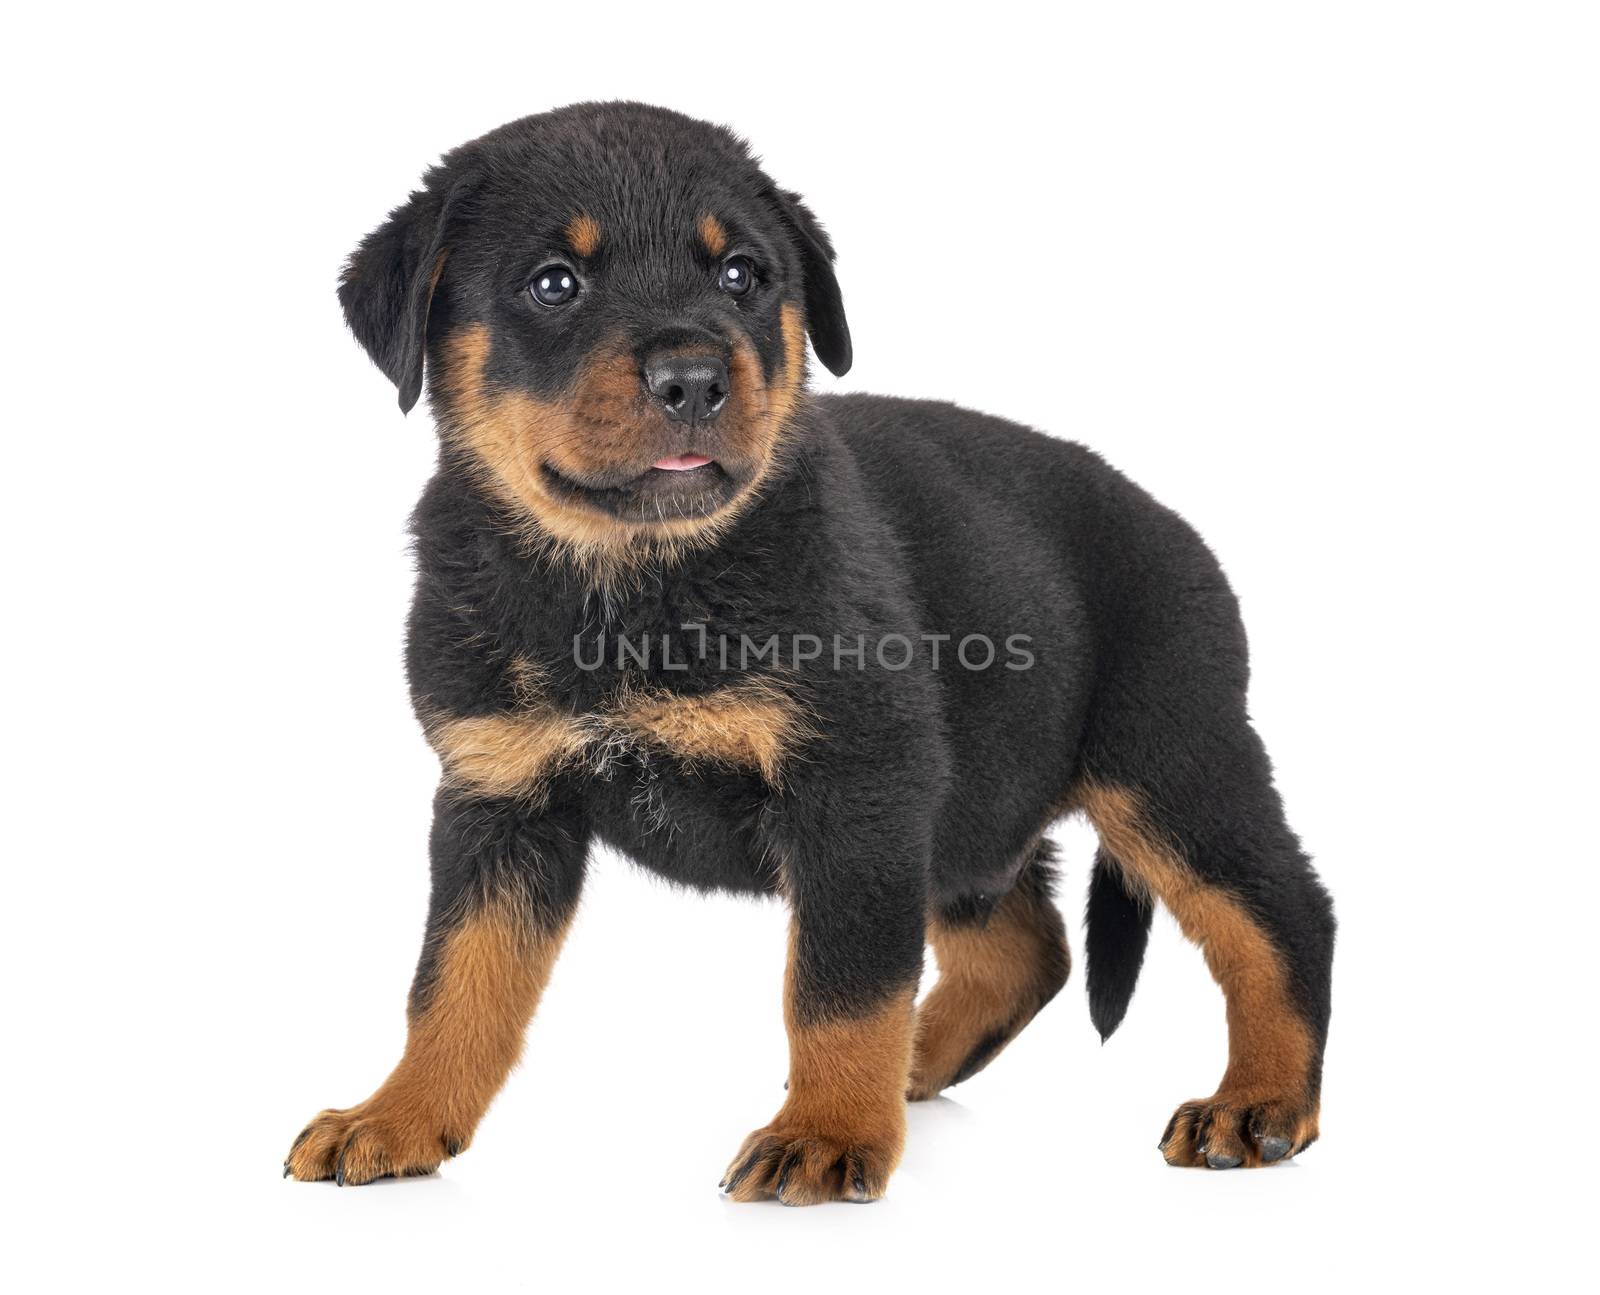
[295,101,1335,1192]
[1085,850,1153,1041]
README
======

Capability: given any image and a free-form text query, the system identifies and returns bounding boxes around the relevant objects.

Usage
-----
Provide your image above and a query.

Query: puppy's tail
[1085,849,1154,1041]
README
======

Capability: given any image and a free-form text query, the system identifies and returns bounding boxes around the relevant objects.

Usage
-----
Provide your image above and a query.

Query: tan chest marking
[427,708,590,799]
[604,679,812,786]
[426,678,811,798]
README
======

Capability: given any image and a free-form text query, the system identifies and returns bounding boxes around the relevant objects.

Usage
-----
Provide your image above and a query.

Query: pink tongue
[652,453,713,471]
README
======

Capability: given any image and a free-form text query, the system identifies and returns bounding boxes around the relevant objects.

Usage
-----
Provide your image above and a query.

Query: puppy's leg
[285,792,587,1184]
[722,841,925,1205]
[1076,731,1334,1168]
[909,846,1070,1100]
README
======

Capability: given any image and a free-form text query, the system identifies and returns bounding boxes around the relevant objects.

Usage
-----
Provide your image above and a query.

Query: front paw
[720,1114,904,1205]
[284,1101,466,1185]
[1159,1093,1319,1169]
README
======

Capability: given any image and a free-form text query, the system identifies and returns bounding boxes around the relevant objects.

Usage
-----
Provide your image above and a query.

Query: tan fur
[606,677,813,785]
[425,707,589,799]
[564,213,601,258]
[1073,782,1319,1164]
[724,927,914,1203]
[776,992,914,1147]
[698,213,729,256]
[285,900,570,1184]
[765,300,809,432]
[435,304,806,581]
[425,675,809,799]
[909,885,1068,1100]
[505,654,550,707]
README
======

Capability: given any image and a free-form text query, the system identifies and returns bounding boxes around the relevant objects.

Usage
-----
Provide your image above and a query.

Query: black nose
[645,355,729,426]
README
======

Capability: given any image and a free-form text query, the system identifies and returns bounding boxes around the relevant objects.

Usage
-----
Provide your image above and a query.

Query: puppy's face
[339,103,851,563]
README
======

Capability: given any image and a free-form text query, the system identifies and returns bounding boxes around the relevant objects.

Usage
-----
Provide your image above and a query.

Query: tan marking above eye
[698,213,729,257]
[565,213,602,258]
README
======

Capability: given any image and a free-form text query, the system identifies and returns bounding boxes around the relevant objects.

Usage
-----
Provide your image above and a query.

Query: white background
[5,2,1595,1289]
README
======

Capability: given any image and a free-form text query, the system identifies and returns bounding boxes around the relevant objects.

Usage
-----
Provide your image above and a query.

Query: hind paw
[1159,1094,1318,1169]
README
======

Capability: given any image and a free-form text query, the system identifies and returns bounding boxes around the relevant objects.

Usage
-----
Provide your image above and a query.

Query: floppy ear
[770,187,852,377]
[338,174,475,414]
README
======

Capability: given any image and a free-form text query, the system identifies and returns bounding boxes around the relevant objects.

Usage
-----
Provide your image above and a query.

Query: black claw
[445,1139,463,1158]
[1158,1114,1180,1150]
[1205,1152,1243,1170]
[774,1152,799,1202]
[723,1149,763,1196]
[282,1164,292,1178]
[1258,1135,1292,1164]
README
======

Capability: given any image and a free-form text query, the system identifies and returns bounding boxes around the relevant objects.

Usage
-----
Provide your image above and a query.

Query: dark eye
[529,265,578,307]
[718,255,756,297]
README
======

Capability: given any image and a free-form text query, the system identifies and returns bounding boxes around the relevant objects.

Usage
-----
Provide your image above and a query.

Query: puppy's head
[339,102,850,565]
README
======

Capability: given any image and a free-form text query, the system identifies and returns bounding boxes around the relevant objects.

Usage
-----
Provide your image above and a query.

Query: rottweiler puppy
[285,102,1335,1202]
